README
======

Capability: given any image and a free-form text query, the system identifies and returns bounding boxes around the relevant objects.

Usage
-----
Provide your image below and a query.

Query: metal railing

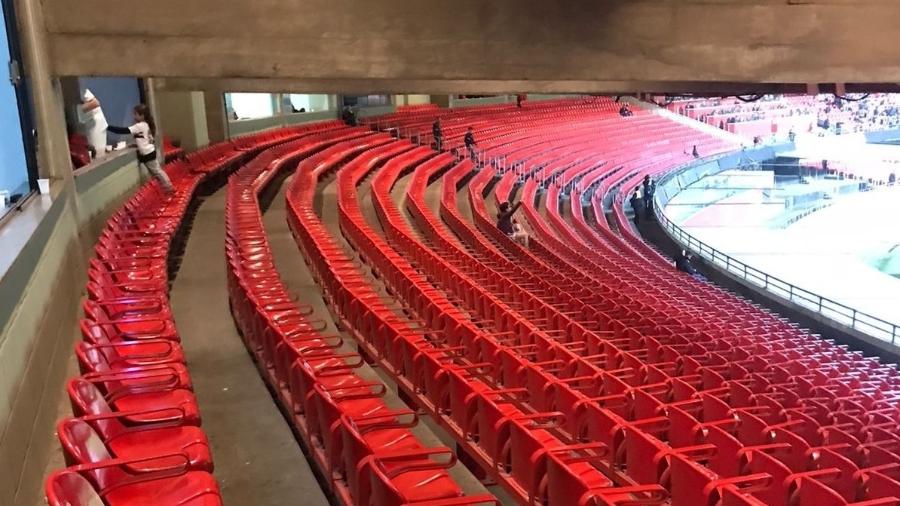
[654,161,900,346]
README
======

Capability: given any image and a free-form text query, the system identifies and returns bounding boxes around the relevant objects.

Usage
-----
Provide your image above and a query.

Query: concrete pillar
[431,95,451,108]
[144,77,163,160]
[156,91,210,150]
[204,90,227,143]
[16,0,77,189]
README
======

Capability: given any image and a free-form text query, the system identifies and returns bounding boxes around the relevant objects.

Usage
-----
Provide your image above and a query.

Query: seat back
[75,343,113,374]
[66,379,123,439]
[56,418,127,491]
[80,319,114,345]
[46,470,105,506]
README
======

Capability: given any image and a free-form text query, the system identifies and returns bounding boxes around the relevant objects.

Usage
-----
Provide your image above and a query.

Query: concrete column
[16,0,77,189]
[156,91,210,150]
[204,90,227,142]
[144,77,163,159]
[406,94,431,105]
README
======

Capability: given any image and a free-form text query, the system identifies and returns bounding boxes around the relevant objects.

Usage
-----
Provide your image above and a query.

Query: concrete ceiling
[42,0,900,94]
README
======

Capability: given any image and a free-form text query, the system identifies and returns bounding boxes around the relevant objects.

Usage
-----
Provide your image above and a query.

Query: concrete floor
[169,189,330,506]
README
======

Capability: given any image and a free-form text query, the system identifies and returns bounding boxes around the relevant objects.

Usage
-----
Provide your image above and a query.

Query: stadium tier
[44,98,900,506]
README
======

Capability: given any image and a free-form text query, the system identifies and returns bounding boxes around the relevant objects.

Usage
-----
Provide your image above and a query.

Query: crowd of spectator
[815,94,900,134]
[684,95,815,125]
[672,93,900,138]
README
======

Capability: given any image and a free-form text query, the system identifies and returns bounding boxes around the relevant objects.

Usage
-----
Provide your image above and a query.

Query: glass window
[343,95,390,108]
[287,94,330,113]
[227,93,275,119]
[0,0,35,214]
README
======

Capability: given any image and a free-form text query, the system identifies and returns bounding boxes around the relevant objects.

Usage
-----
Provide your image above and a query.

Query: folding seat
[79,320,184,362]
[88,268,168,296]
[68,378,201,426]
[58,418,212,473]
[307,382,393,462]
[497,412,568,501]
[359,449,464,505]
[83,301,179,342]
[88,258,167,282]
[46,449,221,505]
[81,291,172,321]
[740,445,848,506]
[76,345,191,389]
[471,388,530,463]
[338,411,424,500]
[797,475,900,505]
[542,443,617,506]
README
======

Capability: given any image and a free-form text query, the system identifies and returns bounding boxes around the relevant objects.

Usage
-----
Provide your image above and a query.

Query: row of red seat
[45,127,314,505]
[282,131,649,505]
[466,106,900,505]
[318,102,691,504]
[341,99,900,504]
[224,122,497,505]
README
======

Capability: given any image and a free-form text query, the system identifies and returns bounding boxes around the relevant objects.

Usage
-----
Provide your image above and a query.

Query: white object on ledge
[37,178,50,195]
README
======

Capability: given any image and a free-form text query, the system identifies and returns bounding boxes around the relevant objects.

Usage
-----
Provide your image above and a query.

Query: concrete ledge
[0,189,70,341]
[73,149,137,194]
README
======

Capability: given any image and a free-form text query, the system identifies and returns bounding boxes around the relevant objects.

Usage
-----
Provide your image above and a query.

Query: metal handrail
[653,158,900,346]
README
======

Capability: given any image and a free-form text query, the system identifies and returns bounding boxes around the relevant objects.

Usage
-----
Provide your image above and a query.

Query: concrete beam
[41,0,900,91]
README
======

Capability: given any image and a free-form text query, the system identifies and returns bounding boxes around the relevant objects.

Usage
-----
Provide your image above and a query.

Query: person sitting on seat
[497,200,523,239]
[511,219,530,247]
[619,103,633,117]
[674,250,698,275]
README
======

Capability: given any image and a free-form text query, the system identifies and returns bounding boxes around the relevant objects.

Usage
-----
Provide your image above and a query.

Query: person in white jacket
[77,89,108,159]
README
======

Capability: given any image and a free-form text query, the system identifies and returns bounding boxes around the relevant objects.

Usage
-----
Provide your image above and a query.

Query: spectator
[642,175,655,218]
[341,106,357,126]
[511,219,529,247]
[464,127,477,163]
[516,94,526,108]
[889,172,896,185]
[497,201,523,237]
[788,128,796,143]
[77,89,108,159]
[619,103,633,117]
[629,190,642,224]
[432,118,443,152]
[106,104,174,194]
[674,250,698,275]
[692,145,699,158]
